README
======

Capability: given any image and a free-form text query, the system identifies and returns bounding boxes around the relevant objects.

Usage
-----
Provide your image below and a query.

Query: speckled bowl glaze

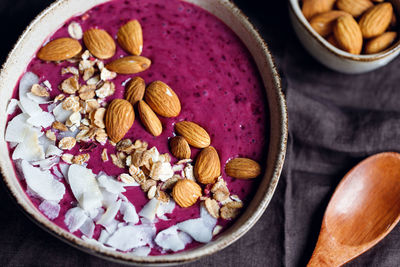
[0,0,287,265]
[289,0,400,74]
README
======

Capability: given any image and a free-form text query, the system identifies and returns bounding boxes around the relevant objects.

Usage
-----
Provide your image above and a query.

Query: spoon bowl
[308,152,400,266]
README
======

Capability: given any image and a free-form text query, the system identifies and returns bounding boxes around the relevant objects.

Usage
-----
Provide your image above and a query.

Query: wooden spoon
[308,152,400,266]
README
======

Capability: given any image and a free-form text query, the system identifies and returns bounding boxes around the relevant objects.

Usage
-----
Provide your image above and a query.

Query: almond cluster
[303,0,398,55]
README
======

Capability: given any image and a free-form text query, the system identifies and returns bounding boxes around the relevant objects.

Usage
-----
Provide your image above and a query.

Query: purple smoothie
[7,0,269,255]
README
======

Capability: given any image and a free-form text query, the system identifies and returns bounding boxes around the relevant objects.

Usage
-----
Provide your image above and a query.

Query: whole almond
[37,38,82,61]
[117,20,143,56]
[175,121,211,148]
[333,15,363,54]
[359,3,393,39]
[172,179,202,208]
[302,0,336,20]
[83,29,116,59]
[170,136,191,159]
[194,146,221,184]
[138,100,162,136]
[337,0,374,17]
[106,56,151,74]
[145,81,181,117]
[365,32,397,54]
[310,11,348,37]
[125,77,145,105]
[105,99,135,143]
[225,158,261,179]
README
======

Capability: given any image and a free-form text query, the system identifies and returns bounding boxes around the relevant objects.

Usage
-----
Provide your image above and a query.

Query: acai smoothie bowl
[0,0,287,265]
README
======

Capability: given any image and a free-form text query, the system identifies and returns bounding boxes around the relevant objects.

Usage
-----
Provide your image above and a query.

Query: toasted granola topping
[118,173,137,184]
[96,81,115,98]
[183,163,195,181]
[58,137,77,150]
[31,84,50,97]
[133,139,148,151]
[54,94,66,103]
[129,165,146,184]
[141,179,157,192]
[101,148,108,162]
[78,84,96,100]
[111,154,125,168]
[52,121,68,132]
[91,107,106,128]
[84,99,100,114]
[147,185,157,199]
[62,96,80,112]
[72,153,90,165]
[68,21,83,40]
[100,67,117,81]
[87,75,100,85]
[61,66,79,76]
[204,198,220,219]
[61,153,74,164]
[95,128,108,144]
[60,76,79,94]
[116,139,134,153]
[161,175,180,191]
[220,201,243,220]
[83,66,95,81]
[45,130,56,141]
[156,188,170,203]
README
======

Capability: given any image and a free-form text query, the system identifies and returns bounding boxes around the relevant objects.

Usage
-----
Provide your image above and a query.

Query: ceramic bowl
[289,0,400,74]
[0,0,287,265]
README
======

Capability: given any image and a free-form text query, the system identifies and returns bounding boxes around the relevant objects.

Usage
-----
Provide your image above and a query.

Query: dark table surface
[1,0,400,266]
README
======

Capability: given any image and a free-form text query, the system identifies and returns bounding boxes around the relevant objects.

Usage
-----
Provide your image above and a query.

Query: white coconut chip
[6,99,19,115]
[59,163,70,179]
[64,207,88,233]
[52,166,63,179]
[103,219,119,234]
[154,226,186,252]
[120,201,139,224]
[46,145,63,157]
[100,189,118,208]
[53,103,73,123]
[157,199,176,220]
[21,160,65,202]
[97,175,126,194]
[39,134,55,153]
[105,224,155,251]
[97,199,122,226]
[32,156,60,170]
[19,72,42,116]
[200,203,218,228]
[68,164,102,212]
[38,200,60,220]
[130,246,151,257]
[27,92,51,104]
[139,198,160,222]
[27,111,55,128]
[12,128,45,161]
[5,113,30,143]
[80,218,95,238]
[98,229,111,244]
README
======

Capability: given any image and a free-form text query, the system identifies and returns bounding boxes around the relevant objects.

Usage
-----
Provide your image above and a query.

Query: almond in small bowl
[289,0,400,73]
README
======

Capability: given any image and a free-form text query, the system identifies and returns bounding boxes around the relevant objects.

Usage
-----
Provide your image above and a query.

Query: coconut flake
[38,200,60,220]
[21,160,65,202]
[97,199,121,226]
[12,128,44,161]
[27,111,55,128]
[97,174,126,194]
[5,113,30,143]
[6,99,19,115]
[46,145,63,157]
[154,225,186,252]
[120,201,139,224]
[80,218,95,238]
[31,156,60,170]
[64,207,88,232]
[19,72,42,115]
[103,219,119,234]
[52,166,63,179]
[59,163,70,179]
[105,224,155,251]
[139,198,160,222]
[157,199,175,220]
[177,218,213,243]
[98,229,111,244]
[130,246,151,256]
[53,103,73,123]
[68,164,102,211]
[101,189,118,208]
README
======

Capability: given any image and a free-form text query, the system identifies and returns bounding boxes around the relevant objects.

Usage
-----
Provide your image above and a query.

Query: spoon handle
[307,224,347,267]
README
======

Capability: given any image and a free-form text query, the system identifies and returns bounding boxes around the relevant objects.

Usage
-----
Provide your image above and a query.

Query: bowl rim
[288,0,400,62]
[0,0,288,265]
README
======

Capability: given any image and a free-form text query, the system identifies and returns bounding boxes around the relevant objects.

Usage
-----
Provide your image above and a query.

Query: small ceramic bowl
[289,0,400,74]
[0,0,287,265]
